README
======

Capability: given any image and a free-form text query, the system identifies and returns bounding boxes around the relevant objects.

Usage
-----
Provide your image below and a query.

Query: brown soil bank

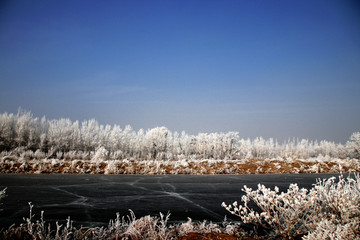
[0,157,359,174]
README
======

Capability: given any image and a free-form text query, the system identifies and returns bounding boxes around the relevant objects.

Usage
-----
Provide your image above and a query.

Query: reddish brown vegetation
[0,157,359,175]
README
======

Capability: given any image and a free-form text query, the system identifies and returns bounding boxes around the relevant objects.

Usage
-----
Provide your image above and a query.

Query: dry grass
[0,157,359,175]
[1,205,247,240]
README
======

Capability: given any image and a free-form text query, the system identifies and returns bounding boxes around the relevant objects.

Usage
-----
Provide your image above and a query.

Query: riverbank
[0,207,270,240]
[1,156,359,174]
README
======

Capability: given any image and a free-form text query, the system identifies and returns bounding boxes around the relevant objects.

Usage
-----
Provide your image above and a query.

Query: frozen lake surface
[0,173,339,228]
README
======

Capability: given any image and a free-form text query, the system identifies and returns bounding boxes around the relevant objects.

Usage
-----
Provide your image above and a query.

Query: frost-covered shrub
[34,149,46,160]
[222,183,322,239]
[111,150,124,160]
[103,160,119,174]
[56,151,63,159]
[316,174,360,225]
[304,174,360,240]
[92,146,108,162]
[304,219,360,240]
[223,174,360,239]
[177,218,222,236]
[20,150,35,160]
[121,210,174,240]
[63,150,78,160]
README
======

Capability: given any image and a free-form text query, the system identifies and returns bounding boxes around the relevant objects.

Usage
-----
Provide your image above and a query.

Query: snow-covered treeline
[0,110,359,160]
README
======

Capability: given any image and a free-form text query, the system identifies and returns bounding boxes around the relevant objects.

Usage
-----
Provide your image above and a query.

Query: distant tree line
[0,110,359,160]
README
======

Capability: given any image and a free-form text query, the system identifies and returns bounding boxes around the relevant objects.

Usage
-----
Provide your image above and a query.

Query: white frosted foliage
[223,174,360,239]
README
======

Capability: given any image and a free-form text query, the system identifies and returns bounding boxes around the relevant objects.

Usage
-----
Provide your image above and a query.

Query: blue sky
[1,0,359,143]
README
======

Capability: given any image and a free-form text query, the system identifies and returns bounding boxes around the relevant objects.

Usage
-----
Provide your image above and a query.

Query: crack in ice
[129,179,224,221]
[163,190,224,221]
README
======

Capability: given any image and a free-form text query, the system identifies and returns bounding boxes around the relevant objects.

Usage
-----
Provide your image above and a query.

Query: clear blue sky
[1,0,359,143]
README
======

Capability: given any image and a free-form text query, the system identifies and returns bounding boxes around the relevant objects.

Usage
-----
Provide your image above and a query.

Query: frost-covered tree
[81,119,100,151]
[347,132,360,159]
[172,131,182,159]
[134,128,145,159]
[252,137,267,158]
[47,118,75,152]
[0,112,16,151]
[122,125,136,157]
[98,124,112,150]
[0,109,357,160]
[70,120,82,151]
[145,127,171,160]
[109,124,122,152]
[238,138,252,159]
[14,110,40,150]
[39,116,49,152]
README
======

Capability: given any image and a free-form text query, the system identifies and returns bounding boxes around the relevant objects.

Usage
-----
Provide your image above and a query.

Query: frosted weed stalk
[0,188,6,211]
[1,204,237,240]
[2,202,73,240]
